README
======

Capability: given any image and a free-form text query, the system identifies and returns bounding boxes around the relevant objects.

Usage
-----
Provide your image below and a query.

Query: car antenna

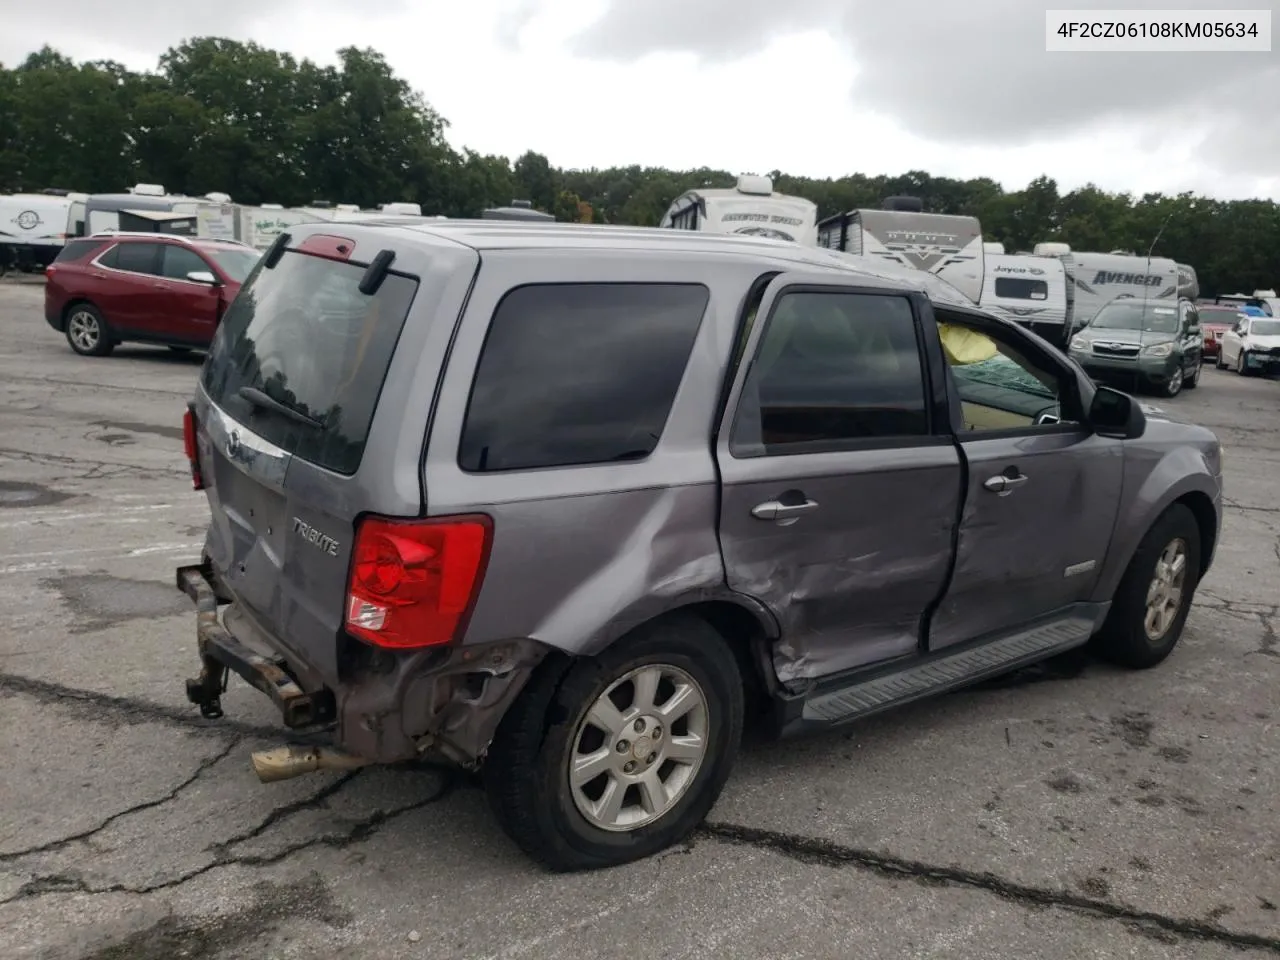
[1141,212,1174,318]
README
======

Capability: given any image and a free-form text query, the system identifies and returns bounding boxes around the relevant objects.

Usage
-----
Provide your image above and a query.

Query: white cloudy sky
[2,0,1277,200]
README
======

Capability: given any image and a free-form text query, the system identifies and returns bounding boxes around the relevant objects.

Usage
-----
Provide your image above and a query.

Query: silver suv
[175,221,1223,872]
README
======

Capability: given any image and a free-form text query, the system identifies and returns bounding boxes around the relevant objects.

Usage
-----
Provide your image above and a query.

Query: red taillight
[183,405,205,490]
[345,515,492,649]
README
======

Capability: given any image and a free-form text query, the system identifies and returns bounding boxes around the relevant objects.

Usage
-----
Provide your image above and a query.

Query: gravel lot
[1,277,1277,960]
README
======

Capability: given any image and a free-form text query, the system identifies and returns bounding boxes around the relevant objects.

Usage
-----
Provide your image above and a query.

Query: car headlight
[1069,336,1089,351]
[1142,342,1174,357]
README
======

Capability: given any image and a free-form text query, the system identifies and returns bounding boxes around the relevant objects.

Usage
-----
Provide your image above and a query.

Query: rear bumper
[177,563,333,728]
[176,560,551,768]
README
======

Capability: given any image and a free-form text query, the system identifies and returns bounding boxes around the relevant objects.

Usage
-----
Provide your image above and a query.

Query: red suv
[44,233,261,357]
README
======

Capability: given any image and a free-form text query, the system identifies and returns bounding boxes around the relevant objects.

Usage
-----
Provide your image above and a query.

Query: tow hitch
[176,562,333,728]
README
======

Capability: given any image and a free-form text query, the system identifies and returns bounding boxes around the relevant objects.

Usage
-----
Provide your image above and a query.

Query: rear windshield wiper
[237,386,324,429]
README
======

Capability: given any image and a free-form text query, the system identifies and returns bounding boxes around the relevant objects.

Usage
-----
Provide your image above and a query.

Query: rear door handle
[983,473,1028,495]
[751,498,819,522]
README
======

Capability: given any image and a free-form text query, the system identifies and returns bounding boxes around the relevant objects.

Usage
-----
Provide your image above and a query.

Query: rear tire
[64,304,114,357]
[484,615,744,872]
[1090,503,1200,670]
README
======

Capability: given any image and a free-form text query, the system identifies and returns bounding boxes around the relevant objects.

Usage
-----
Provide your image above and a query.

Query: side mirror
[187,270,219,285]
[1089,385,1146,440]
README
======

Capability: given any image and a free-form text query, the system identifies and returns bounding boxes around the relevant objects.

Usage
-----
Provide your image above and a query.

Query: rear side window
[994,277,1048,300]
[730,291,928,457]
[459,283,709,472]
[52,239,107,264]
[201,249,420,476]
[113,243,162,275]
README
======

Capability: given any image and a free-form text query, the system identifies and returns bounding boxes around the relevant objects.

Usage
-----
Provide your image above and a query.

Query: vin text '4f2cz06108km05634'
[172,220,1223,872]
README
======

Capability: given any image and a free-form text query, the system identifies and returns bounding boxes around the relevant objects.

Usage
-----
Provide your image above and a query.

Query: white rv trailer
[83,184,237,240]
[1032,244,1181,335]
[235,201,432,249]
[659,175,818,245]
[816,198,985,305]
[978,254,1069,341]
[0,190,89,270]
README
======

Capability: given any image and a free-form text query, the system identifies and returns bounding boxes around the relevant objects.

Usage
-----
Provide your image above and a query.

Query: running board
[789,607,1103,732]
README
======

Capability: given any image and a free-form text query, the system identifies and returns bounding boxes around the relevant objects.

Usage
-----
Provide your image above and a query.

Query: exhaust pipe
[250,744,371,783]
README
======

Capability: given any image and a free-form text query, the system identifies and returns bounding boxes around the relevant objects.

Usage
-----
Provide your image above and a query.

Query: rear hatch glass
[201,248,419,474]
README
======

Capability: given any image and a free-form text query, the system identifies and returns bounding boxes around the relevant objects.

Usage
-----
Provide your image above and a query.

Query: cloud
[0,0,407,67]
[569,0,1278,154]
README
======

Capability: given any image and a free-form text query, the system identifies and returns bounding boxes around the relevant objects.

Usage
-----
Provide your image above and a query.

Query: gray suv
[175,221,1223,872]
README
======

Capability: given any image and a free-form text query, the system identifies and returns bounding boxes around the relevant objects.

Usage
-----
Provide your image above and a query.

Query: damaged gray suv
[176,221,1223,872]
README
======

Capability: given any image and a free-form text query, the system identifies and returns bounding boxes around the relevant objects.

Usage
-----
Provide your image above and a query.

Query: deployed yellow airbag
[938,322,998,365]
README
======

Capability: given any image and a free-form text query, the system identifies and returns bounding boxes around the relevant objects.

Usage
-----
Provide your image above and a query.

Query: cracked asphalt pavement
[1,278,1278,959]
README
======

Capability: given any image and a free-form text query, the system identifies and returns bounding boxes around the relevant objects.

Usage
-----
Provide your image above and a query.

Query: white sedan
[1216,315,1280,376]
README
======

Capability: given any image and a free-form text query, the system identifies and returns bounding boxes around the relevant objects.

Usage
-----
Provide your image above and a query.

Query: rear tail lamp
[182,404,205,490]
[345,514,492,649]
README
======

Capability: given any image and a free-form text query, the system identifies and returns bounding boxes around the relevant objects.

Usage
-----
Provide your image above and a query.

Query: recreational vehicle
[235,201,434,249]
[0,190,88,271]
[978,254,1069,342]
[659,175,818,245]
[816,197,985,304]
[481,199,555,222]
[83,185,236,240]
[1031,244,1181,337]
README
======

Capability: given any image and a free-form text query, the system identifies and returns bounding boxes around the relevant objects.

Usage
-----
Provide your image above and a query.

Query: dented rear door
[713,273,963,688]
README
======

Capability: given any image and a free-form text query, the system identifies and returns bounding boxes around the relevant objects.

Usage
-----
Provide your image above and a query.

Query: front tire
[1184,360,1200,389]
[484,615,744,872]
[1091,503,1200,670]
[1162,366,1184,397]
[64,304,114,357]
[1236,350,1250,375]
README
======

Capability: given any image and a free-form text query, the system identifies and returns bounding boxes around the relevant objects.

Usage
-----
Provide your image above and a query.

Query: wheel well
[61,298,94,323]
[1174,491,1218,578]
[647,601,777,726]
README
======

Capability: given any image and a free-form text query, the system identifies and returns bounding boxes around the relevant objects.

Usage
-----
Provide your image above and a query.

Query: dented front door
[713,273,963,687]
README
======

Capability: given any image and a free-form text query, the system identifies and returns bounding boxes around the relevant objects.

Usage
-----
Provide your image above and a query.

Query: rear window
[52,239,107,264]
[994,277,1048,300]
[200,249,420,476]
[459,283,709,472]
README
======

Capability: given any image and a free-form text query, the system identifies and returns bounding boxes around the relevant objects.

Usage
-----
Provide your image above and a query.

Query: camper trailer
[817,197,985,304]
[978,254,1069,341]
[0,190,88,271]
[659,175,818,245]
[234,201,433,249]
[1032,245,1181,335]
[83,185,236,240]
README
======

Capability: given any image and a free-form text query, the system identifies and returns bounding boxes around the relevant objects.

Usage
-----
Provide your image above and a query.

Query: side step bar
[784,606,1105,734]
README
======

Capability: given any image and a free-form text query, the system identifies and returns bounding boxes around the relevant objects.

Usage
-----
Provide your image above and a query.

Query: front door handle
[751,498,820,522]
[983,473,1028,495]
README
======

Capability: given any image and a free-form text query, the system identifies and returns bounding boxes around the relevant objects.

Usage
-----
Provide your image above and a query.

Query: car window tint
[730,291,928,457]
[113,242,161,275]
[161,245,210,280]
[459,283,709,472]
[939,316,1075,433]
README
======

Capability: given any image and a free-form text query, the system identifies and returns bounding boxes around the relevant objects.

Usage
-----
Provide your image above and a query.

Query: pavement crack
[700,822,1280,953]
[0,671,330,742]
[0,739,241,863]
[1,771,457,905]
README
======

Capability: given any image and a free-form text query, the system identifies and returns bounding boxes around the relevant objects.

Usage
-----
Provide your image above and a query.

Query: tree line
[1,37,1276,298]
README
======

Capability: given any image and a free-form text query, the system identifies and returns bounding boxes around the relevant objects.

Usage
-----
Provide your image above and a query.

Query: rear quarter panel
[423,249,777,656]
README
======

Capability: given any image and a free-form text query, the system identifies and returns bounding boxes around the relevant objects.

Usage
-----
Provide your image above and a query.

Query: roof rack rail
[88,229,254,247]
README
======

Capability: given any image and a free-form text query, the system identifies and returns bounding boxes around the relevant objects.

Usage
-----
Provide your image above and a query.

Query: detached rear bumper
[177,562,333,728]
[175,560,551,769]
